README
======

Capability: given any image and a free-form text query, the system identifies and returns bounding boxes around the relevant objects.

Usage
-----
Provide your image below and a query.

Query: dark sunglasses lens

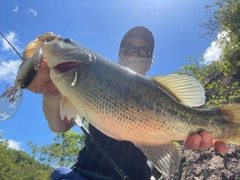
[121,44,151,58]
[138,46,151,58]
[121,44,135,55]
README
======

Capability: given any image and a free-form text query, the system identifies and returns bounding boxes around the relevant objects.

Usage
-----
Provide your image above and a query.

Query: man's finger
[198,131,213,150]
[213,141,228,155]
[184,133,201,150]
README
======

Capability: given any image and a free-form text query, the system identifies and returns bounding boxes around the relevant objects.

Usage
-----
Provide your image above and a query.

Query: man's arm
[43,94,75,133]
[26,60,75,133]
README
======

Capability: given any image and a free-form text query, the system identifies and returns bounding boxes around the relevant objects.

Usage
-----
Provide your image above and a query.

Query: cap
[119,26,154,57]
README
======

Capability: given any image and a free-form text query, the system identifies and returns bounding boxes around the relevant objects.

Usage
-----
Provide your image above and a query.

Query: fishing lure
[0,32,43,121]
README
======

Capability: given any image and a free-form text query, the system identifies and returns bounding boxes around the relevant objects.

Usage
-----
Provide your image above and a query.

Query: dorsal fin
[151,74,205,107]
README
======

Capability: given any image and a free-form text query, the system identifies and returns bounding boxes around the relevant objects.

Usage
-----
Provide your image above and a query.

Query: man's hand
[184,131,228,155]
[25,59,75,132]
[26,59,59,96]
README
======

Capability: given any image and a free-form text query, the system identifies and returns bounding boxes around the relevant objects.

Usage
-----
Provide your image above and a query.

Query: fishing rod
[0,32,23,59]
[1,33,131,180]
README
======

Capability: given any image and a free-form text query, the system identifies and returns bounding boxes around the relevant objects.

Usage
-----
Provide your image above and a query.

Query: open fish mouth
[54,62,84,73]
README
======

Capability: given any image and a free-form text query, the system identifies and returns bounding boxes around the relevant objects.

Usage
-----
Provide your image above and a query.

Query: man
[24,26,228,180]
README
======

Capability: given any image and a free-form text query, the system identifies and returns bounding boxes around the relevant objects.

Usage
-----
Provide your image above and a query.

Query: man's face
[118,38,153,75]
[120,38,150,58]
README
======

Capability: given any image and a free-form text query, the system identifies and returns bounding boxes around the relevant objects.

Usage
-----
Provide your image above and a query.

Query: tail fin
[224,124,240,145]
[218,104,240,145]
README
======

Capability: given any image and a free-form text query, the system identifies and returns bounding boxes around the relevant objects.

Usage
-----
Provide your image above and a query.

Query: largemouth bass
[28,33,240,175]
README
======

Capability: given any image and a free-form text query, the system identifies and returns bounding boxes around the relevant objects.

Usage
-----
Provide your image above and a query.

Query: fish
[32,33,240,175]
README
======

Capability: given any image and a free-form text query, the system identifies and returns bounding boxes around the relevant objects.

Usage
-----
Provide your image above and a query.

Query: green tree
[199,0,240,39]
[200,0,240,75]
[176,0,240,106]
[28,130,86,167]
[0,132,53,180]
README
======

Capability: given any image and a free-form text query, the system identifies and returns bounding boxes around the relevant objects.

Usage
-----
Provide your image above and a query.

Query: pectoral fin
[138,143,181,175]
[59,95,83,125]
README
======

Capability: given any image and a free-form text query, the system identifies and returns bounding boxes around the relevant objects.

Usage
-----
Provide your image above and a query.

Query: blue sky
[0,1,221,154]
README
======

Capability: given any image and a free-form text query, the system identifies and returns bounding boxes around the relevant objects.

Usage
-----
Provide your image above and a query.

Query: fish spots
[133,94,142,103]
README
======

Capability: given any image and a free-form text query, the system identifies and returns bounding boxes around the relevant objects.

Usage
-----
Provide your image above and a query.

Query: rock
[155,144,240,180]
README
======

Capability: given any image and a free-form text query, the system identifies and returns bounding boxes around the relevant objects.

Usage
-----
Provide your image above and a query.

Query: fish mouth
[54,62,84,73]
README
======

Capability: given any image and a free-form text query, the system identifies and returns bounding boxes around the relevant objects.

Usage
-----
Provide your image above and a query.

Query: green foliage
[173,141,182,148]
[200,0,240,75]
[200,0,240,39]
[174,56,224,85]
[178,57,240,106]
[0,133,53,180]
[216,0,240,38]
[28,130,86,167]
[177,0,240,107]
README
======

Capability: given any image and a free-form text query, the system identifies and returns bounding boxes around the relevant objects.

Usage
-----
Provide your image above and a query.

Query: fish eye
[64,38,73,43]
[45,37,56,42]
[39,33,58,43]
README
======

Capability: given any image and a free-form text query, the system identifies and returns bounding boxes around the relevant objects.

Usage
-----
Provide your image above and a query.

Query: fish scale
[50,46,230,144]
[35,33,240,175]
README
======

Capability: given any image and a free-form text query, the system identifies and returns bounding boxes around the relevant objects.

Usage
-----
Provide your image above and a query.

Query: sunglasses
[120,43,152,58]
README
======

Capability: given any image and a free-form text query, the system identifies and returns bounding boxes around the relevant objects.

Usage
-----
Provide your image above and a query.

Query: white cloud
[0,131,23,151]
[23,8,38,18]
[203,34,222,63]
[0,31,22,83]
[203,31,230,64]
[0,59,21,83]
[203,41,221,63]
[13,6,18,13]
[7,139,23,150]
[0,31,22,53]
[29,8,38,17]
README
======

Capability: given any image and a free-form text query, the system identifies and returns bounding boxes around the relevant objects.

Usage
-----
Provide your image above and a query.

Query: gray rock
[154,144,240,180]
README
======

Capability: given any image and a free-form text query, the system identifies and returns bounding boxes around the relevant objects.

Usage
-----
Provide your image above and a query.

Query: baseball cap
[119,26,154,57]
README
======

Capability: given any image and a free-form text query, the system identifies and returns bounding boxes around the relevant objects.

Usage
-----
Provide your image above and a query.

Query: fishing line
[0,32,23,59]
[83,139,114,178]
